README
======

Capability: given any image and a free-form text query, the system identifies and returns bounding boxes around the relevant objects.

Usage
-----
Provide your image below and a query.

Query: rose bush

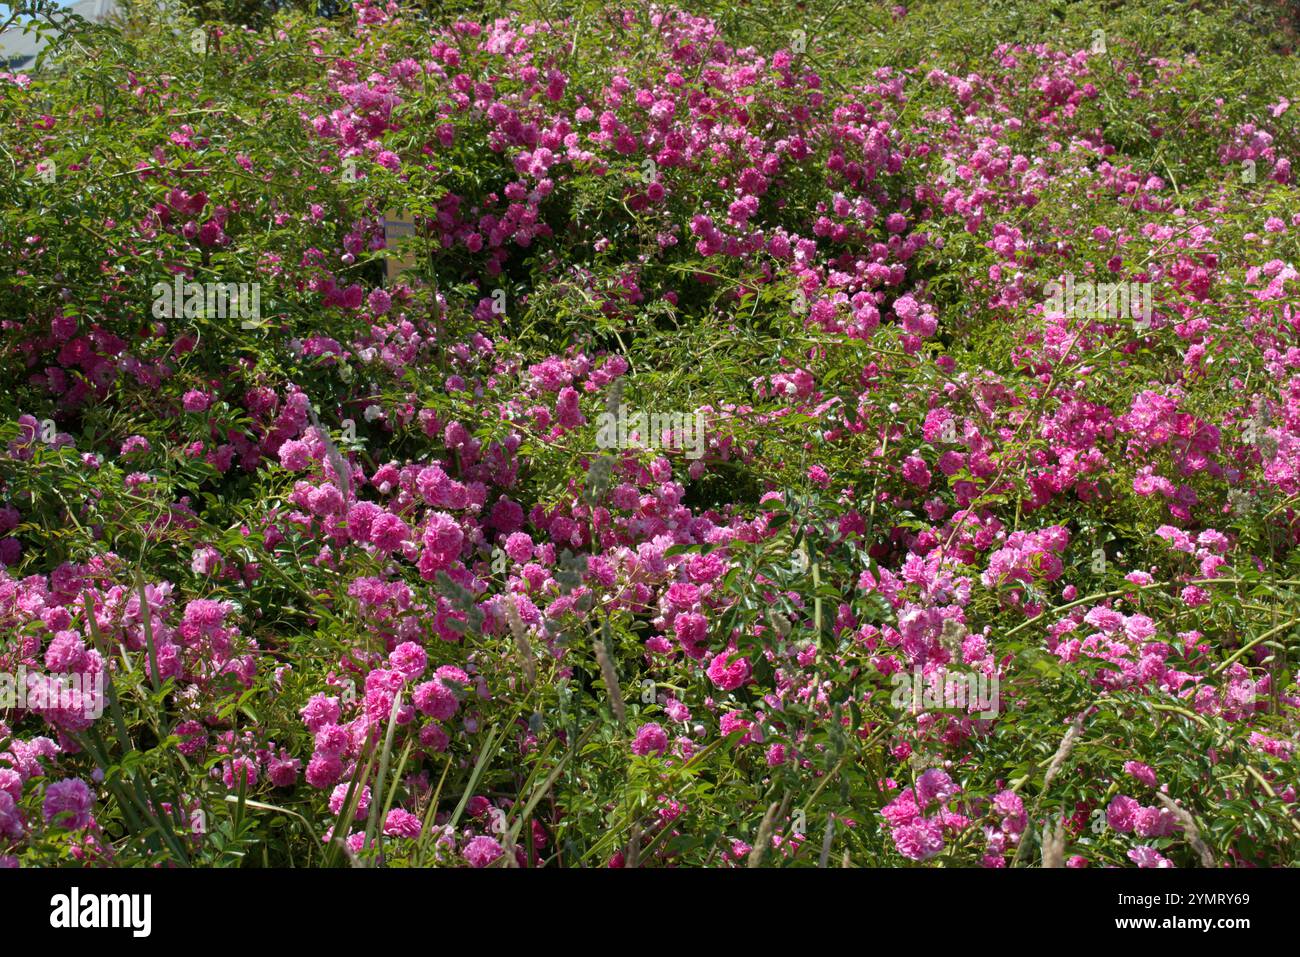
[0,0,1298,867]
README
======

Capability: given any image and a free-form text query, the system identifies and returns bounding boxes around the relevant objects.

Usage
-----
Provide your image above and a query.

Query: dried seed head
[747,801,781,868]
[1040,817,1065,868]
[506,595,537,686]
[768,609,792,638]
[1155,793,1216,868]
[940,618,967,656]
[593,624,625,722]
